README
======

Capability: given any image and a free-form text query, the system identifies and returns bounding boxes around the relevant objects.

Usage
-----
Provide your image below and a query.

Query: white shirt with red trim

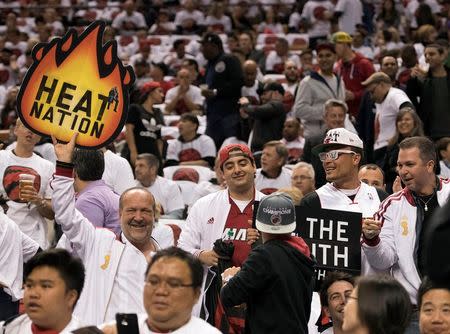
[362,179,450,303]
[136,176,184,214]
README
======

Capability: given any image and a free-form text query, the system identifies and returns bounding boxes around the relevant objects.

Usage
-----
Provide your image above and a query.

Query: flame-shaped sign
[17,21,135,148]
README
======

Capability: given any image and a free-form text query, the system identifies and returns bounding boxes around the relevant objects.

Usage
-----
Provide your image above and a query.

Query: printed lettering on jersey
[294,207,362,291]
[17,21,135,149]
[222,228,247,241]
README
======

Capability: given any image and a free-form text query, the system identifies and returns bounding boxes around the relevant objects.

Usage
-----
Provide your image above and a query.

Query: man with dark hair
[300,128,388,274]
[220,193,314,333]
[318,271,355,334]
[51,134,161,325]
[407,42,450,139]
[101,247,220,333]
[418,277,450,334]
[255,141,292,194]
[239,81,286,155]
[265,38,300,74]
[294,42,346,138]
[200,33,244,149]
[358,163,386,191]
[135,153,184,219]
[72,149,121,234]
[165,113,216,168]
[362,136,450,333]
[178,143,265,320]
[0,249,85,333]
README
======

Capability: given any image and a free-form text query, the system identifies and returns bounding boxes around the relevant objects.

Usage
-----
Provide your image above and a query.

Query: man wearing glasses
[101,247,221,333]
[299,127,388,275]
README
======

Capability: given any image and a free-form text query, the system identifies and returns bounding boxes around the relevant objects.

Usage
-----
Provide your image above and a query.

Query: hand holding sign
[362,218,382,240]
[52,132,78,163]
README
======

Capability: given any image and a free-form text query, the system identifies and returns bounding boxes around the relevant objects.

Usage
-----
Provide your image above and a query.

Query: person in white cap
[299,127,388,275]
[300,127,388,333]
[220,193,314,334]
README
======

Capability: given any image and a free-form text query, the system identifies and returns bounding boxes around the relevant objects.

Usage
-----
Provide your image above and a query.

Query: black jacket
[240,100,286,152]
[301,131,327,188]
[221,237,315,334]
[406,66,450,138]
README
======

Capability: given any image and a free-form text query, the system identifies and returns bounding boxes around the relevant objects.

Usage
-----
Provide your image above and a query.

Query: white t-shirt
[164,85,205,110]
[0,150,54,249]
[265,52,300,73]
[174,10,204,27]
[204,15,232,33]
[136,176,184,214]
[101,314,221,334]
[102,150,135,195]
[112,11,147,31]
[335,0,362,34]
[255,167,292,194]
[374,87,411,150]
[166,135,216,164]
[301,1,333,38]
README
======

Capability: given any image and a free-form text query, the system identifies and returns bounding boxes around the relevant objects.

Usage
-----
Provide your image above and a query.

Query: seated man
[0,249,85,333]
[280,118,305,164]
[135,153,184,219]
[165,113,216,168]
[291,162,316,196]
[255,141,292,194]
[101,247,220,333]
[358,164,386,191]
[164,68,204,115]
[317,271,355,334]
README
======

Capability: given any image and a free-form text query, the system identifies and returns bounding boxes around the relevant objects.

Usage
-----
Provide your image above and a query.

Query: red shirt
[222,196,254,267]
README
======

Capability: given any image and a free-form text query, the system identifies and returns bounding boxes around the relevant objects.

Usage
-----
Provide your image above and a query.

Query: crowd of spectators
[1,0,450,333]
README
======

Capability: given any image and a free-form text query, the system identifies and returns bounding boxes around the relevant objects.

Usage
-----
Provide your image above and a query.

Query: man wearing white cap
[220,193,314,334]
[299,127,388,274]
[300,127,388,333]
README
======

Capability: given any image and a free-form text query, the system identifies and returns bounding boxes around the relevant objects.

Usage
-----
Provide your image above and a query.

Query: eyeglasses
[292,175,312,181]
[318,150,356,162]
[145,276,195,290]
[346,295,358,302]
[329,292,352,303]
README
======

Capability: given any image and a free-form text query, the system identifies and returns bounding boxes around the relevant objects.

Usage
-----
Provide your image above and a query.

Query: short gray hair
[324,98,348,115]
[292,161,315,180]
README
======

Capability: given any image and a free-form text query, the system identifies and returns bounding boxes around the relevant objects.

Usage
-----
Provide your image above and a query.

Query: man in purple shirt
[73,149,121,234]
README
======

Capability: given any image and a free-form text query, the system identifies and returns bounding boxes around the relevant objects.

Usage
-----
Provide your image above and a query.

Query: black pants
[0,288,19,321]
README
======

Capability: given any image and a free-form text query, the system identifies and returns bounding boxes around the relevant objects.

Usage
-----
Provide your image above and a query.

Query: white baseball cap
[312,128,363,155]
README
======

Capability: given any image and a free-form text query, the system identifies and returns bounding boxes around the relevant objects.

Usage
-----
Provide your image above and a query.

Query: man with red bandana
[178,143,264,322]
